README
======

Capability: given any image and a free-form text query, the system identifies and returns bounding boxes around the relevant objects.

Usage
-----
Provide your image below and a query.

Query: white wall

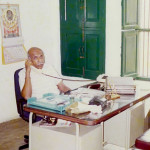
[0,0,122,123]
[105,0,122,76]
[0,0,61,123]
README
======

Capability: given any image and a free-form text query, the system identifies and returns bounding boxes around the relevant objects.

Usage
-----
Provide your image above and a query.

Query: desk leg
[75,123,79,150]
[29,112,33,150]
[125,109,130,150]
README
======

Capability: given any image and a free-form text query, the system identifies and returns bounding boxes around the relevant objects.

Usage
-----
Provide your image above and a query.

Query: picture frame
[0,4,22,38]
[0,4,27,64]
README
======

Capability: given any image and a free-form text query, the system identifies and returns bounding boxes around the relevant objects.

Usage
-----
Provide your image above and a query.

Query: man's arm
[57,81,71,93]
[21,60,32,100]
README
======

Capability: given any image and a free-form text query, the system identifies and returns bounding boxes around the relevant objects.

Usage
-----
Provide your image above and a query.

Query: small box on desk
[31,121,103,150]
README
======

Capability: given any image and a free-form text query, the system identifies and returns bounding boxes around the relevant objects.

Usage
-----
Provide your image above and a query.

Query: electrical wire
[42,73,95,82]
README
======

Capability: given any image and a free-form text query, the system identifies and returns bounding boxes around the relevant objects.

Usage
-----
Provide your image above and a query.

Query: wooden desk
[24,93,150,150]
[24,93,150,125]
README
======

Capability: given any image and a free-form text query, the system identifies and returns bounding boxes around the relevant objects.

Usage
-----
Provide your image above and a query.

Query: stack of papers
[106,77,136,94]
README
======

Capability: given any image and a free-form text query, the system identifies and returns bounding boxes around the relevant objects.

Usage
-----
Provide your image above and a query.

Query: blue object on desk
[27,93,81,113]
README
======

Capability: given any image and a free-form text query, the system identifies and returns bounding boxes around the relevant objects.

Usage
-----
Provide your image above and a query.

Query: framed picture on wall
[0,4,27,64]
[0,4,22,38]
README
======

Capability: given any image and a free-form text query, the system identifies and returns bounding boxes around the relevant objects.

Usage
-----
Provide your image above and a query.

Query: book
[106,77,136,95]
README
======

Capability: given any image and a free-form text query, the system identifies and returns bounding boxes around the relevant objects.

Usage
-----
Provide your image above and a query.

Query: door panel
[60,0,82,29]
[84,29,105,79]
[121,31,138,77]
[122,0,138,29]
[86,34,99,71]
[61,32,83,77]
[85,0,106,29]
[121,0,139,77]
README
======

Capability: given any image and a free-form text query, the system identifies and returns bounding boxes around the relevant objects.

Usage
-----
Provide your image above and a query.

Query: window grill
[137,0,150,79]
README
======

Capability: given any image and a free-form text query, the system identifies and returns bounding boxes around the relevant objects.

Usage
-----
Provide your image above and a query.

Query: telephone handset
[25,58,42,73]
[27,57,33,66]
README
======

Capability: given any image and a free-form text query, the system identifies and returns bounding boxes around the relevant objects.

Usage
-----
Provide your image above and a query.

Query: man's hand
[22,59,33,100]
[25,59,32,74]
[57,81,71,94]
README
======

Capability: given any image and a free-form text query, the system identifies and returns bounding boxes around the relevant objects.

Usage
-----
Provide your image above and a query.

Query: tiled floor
[0,118,29,150]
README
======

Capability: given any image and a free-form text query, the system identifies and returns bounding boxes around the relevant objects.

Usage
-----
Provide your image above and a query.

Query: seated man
[19,47,70,100]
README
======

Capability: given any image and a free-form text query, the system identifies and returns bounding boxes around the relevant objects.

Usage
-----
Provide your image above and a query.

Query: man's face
[29,49,45,69]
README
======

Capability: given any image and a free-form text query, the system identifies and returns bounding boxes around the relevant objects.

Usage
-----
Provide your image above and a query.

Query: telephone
[89,96,107,111]
[26,57,33,65]
[96,74,108,83]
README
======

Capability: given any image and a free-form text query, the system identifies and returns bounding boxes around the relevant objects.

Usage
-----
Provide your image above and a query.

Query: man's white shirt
[19,65,61,98]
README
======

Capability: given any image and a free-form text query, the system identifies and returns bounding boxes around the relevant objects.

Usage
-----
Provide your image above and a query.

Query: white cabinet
[104,109,127,147]
[128,102,144,147]
[144,97,150,130]
[104,102,144,149]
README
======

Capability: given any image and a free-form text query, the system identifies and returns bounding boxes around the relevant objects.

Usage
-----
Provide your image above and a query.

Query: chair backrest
[14,68,24,102]
[14,68,29,121]
[14,68,42,122]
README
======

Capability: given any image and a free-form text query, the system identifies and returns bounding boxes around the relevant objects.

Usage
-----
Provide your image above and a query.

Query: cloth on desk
[65,101,102,114]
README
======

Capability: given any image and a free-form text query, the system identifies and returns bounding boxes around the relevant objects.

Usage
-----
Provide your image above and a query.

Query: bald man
[19,47,70,100]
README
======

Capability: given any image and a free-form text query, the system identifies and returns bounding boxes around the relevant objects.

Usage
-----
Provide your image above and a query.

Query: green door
[60,0,106,79]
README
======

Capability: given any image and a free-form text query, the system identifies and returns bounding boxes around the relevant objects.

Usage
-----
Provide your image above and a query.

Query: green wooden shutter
[84,29,105,79]
[85,0,105,29]
[60,0,82,29]
[84,0,106,79]
[122,0,139,29]
[61,32,83,77]
[60,0,83,77]
[121,0,139,77]
[121,31,138,77]
[60,0,106,79]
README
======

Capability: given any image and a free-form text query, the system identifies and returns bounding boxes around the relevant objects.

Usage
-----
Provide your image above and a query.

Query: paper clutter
[65,101,102,114]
